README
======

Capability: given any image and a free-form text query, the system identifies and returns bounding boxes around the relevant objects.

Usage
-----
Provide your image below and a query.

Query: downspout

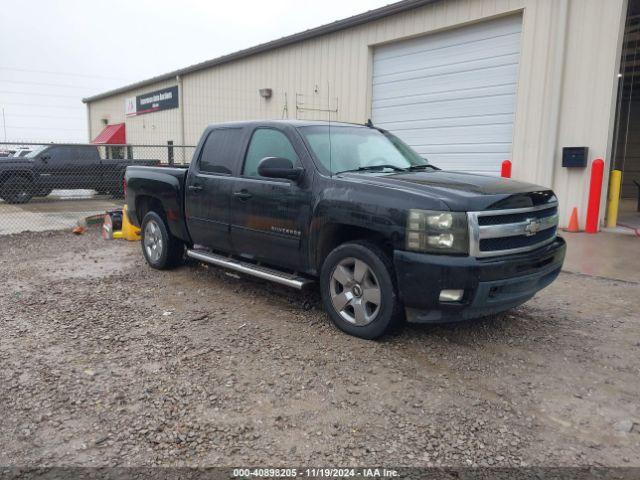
[545,0,569,191]
[85,102,92,143]
[177,75,186,163]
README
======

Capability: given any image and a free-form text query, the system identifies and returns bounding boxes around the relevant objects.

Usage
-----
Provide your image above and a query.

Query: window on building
[107,146,124,159]
[199,128,243,174]
[243,128,299,177]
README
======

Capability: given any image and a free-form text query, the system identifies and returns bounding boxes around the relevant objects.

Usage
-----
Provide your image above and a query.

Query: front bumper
[394,237,566,323]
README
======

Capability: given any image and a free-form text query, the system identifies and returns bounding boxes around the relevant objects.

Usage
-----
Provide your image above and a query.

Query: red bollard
[501,160,512,178]
[585,158,605,234]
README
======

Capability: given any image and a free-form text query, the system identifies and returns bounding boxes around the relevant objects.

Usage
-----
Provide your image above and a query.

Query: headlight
[406,209,468,254]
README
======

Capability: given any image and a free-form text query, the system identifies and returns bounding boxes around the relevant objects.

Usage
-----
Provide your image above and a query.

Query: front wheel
[140,211,184,269]
[320,241,402,339]
[0,176,34,204]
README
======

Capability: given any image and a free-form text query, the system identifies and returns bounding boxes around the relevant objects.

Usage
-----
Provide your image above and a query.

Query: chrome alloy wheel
[329,257,381,326]
[144,220,164,263]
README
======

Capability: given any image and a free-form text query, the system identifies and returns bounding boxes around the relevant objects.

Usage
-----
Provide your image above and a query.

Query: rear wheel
[140,211,184,269]
[0,176,34,204]
[320,241,402,339]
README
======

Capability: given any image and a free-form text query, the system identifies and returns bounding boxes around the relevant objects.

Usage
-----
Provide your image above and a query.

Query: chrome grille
[468,203,559,258]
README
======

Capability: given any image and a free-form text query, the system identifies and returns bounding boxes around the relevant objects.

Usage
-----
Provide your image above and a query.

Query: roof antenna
[365,118,374,128]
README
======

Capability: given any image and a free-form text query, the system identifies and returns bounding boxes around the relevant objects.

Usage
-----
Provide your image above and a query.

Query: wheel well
[315,223,392,271]
[135,195,165,224]
[0,171,33,188]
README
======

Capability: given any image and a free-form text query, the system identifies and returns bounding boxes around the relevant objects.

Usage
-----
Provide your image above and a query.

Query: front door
[185,127,245,252]
[230,127,311,271]
[34,146,69,190]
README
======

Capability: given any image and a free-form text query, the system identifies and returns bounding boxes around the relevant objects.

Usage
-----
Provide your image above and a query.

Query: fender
[0,168,36,185]
[125,167,191,243]
[308,189,405,272]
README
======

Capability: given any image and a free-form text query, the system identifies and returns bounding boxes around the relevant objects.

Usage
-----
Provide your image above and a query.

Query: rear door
[74,145,101,189]
[185,127,245,252]
[230,126,312,271]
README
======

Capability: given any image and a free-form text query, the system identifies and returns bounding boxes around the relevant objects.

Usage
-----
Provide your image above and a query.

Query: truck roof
[204,119,368,129]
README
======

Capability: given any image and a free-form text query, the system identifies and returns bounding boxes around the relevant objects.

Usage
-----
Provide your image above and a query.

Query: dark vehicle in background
[125,120,566,339]
[0,144,159,203]
[10,147,33,158]
[0,149,16,158]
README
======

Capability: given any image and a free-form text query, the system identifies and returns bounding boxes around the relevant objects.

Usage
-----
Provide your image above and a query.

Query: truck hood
[337,170,555,211]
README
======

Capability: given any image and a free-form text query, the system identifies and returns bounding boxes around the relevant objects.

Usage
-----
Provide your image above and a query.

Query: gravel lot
[0,230,639,467]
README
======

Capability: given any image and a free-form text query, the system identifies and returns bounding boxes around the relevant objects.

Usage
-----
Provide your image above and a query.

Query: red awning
[92,123,126,144]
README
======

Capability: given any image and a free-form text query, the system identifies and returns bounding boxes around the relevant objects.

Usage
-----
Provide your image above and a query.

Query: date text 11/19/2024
[232,468,399,477]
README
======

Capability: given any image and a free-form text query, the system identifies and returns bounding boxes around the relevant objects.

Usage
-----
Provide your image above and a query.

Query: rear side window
[243,128,299,177]
[71,146,97,163]
[199,128,243,174]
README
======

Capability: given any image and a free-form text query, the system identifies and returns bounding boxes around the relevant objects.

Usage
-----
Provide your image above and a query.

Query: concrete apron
[0,194,124,235]
[562,231,640,284]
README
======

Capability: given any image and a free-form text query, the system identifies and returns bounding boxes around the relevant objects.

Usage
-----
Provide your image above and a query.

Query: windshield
[298,126,430,174]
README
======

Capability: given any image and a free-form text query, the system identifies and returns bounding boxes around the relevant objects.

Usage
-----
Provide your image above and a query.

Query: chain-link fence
[0,142,195,235]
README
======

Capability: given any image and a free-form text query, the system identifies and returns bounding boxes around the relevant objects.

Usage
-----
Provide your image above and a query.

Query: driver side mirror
[257,157,303,181]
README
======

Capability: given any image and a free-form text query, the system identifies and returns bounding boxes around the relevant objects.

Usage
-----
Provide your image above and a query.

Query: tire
[320,241,402,339]
[0,176,34,204]
[140,211,184,270]
[36,189,52,197]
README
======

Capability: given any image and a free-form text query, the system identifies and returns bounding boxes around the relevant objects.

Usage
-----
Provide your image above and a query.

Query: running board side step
[186,249,313,290]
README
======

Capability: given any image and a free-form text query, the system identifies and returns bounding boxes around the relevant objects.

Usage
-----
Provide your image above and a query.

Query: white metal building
[83,0,636,229]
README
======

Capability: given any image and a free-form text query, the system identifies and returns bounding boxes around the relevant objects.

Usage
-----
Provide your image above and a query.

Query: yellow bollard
[120,205,141,241]
[606,169,622,228]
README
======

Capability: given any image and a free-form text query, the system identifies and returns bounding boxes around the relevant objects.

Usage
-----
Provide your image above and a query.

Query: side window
[243,128,299,177]
[44,147,59,163]
[50,147,72,164]
[199,128,243,174]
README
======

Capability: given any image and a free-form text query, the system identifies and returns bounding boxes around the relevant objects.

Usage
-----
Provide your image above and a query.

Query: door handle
[233,190,253,200]
[188,184,203,192]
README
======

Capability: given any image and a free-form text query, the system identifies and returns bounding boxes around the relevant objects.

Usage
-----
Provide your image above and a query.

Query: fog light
[439,289,464,302]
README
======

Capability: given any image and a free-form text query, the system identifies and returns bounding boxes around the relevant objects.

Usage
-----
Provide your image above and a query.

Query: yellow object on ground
[120,205,141,241]
[606,170,622,228]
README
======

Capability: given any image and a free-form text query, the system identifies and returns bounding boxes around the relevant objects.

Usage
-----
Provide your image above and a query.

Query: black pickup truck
[0,144,158,203]
[125,120,565,339]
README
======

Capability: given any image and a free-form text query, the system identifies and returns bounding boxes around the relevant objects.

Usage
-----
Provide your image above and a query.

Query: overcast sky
[0,0,391,144]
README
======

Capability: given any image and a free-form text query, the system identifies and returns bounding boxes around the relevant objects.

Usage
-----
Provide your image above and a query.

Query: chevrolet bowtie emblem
[524,218,541,236]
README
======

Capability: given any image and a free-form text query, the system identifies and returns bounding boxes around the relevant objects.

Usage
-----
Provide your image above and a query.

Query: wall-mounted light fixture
[259,88,273,99]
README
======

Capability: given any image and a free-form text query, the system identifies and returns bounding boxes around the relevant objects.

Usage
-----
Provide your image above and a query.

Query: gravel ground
[0,229,639,467]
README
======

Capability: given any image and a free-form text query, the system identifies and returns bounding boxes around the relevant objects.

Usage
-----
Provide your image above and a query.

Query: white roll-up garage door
[372,14,523,175]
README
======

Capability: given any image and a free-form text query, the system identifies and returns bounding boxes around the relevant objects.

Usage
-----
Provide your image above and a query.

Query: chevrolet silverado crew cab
[125,120,565,339]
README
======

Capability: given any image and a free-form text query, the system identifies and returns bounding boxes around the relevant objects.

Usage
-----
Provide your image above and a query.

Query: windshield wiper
[405,164,438,171]
[336,164,407,174]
